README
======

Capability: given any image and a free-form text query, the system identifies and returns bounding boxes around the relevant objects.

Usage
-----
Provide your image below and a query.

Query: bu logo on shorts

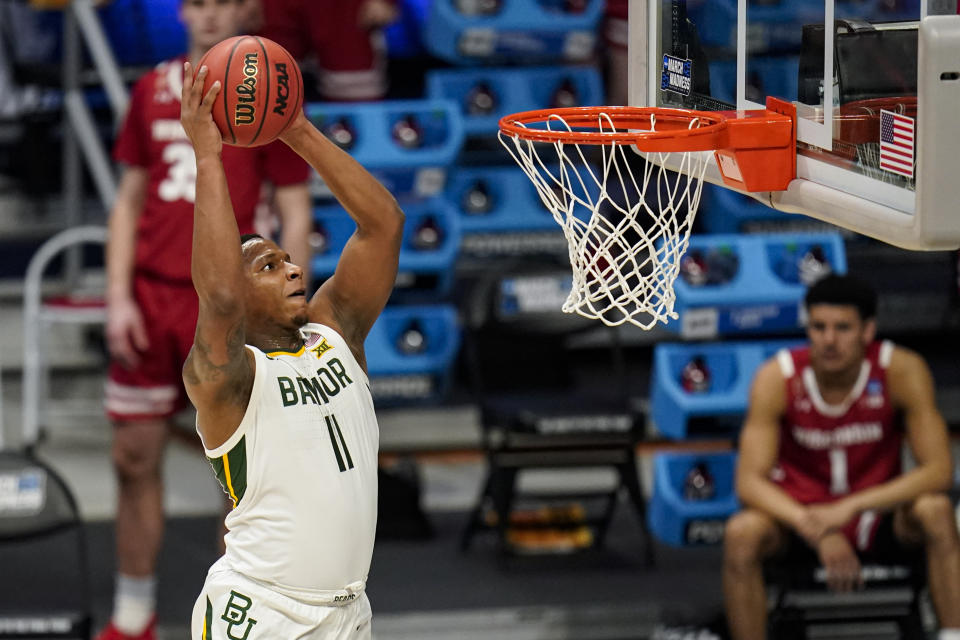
[222,590,258,640]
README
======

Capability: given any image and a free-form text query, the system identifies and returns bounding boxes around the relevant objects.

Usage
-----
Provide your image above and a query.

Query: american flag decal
[879,110,915,179]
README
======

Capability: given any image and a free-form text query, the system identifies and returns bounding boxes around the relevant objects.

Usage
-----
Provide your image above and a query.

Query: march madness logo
[863,379,885,409]
[661,54,692,96]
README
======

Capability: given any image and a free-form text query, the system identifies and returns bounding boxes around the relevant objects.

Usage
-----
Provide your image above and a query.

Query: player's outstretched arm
[179,63,254,450]
[279,113,404,359]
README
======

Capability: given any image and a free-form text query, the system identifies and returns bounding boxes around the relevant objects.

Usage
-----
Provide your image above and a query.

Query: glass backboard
[629,0,960,250]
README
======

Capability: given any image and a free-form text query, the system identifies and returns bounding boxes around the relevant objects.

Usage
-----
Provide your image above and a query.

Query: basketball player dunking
[180,64,403,638]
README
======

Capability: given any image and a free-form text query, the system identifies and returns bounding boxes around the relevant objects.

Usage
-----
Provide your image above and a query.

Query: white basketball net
[500,112,710,329]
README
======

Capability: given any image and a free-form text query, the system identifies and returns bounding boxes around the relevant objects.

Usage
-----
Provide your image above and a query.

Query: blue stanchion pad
[365,304,461,403]
[669,232,847,338]
[650,339,801,440]
[426,66,603,136]
[423,0,602,65]
[306,99,464,200]
[311,197,461,297]
[648,451,740,547]
[447,166,556,231]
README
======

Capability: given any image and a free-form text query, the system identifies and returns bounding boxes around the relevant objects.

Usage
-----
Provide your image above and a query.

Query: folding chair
[0,226,104,639]
[458,257,653,563]
[0,451,92,639]
[766,540,927,640]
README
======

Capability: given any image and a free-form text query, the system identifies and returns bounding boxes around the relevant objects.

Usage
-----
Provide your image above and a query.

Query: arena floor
[2,403,727,640]
[3,401,953,639]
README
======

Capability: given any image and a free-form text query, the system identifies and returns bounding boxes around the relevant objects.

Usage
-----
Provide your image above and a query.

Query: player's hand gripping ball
[196,35,303,147]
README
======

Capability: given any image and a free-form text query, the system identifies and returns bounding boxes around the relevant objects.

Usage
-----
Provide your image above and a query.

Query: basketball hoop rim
[498,106,729,152]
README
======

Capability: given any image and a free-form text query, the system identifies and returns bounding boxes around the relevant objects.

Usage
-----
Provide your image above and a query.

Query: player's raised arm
[179,63,254,449]
[279,113,405,357]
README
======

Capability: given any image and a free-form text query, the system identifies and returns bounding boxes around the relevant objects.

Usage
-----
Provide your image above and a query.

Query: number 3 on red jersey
[158,142,196,203]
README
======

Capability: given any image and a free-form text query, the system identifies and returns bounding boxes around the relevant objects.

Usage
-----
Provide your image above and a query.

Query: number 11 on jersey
[326,414,355,472]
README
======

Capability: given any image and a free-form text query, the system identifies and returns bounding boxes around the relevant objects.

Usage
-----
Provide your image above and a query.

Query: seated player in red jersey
[723,274,960,640]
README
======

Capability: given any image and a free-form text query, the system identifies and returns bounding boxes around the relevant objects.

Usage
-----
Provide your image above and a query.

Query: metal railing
[19,225,108,449]
[60,0,127,282]
[0,2,127,450]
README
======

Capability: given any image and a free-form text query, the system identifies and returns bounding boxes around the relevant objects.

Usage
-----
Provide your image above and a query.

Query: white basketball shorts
[191,559,372,639]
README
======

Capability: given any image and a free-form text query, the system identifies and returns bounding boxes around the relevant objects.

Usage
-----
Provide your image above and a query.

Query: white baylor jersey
[201,323,379,596]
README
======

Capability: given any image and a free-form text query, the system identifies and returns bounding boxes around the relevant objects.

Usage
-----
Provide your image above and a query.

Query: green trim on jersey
[203,596,213,639]
[208,436,248,507]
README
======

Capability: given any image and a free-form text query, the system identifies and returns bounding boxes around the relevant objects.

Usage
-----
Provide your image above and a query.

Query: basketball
[196,35,303,147]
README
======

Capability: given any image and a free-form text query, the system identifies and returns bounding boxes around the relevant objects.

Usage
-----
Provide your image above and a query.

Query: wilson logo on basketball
[234,52,259,126]
[274,62,289,116]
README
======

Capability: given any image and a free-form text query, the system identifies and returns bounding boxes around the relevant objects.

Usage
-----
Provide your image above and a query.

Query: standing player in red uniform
[723,274,960,640]
[254,0,398,101]
[98,1,311,639]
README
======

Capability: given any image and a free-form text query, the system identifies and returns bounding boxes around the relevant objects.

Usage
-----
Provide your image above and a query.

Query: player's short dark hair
[240,233,264,247]
[804,273,877,320]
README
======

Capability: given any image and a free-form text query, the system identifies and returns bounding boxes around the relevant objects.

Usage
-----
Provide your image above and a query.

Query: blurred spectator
[95,1,311,639]
[0,22,17,120]
[255,0,399,101]
[0,2,60,118]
